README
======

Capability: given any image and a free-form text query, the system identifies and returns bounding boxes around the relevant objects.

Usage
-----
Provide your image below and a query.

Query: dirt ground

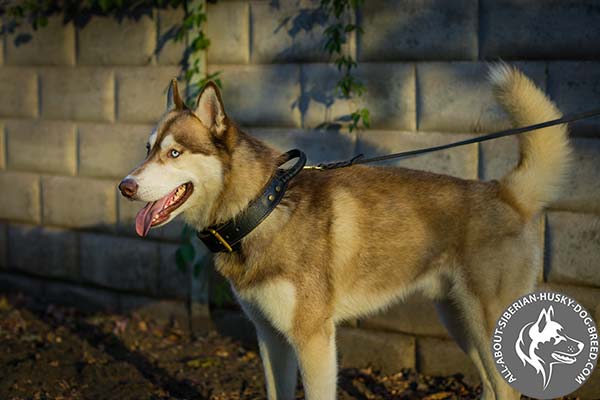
[0,293,576,400]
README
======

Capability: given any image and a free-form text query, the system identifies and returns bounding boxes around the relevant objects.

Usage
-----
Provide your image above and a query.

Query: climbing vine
[173,0,222,102]
[320,0,369,132]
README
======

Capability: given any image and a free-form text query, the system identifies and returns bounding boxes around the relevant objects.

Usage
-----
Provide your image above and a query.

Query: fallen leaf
[186,359,202,368]
[0,296,10,311]
[215,349,229,358]
[424,392,453,400]
[138,320,148,332]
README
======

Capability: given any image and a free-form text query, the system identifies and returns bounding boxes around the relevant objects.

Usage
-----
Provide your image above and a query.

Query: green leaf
[175,251,187,272]
[181,224,194,241]
[193,261,204,278]
[177,242,195,264]
[99,0,110,12]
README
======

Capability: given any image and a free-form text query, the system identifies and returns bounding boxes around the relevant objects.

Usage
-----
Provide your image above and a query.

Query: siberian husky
[119,65,572,400]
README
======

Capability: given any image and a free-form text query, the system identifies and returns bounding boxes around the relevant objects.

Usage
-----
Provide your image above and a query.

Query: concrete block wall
[0,1,599,395]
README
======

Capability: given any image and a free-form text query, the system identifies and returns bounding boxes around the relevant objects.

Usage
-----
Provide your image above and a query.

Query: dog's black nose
[119,178,138,199]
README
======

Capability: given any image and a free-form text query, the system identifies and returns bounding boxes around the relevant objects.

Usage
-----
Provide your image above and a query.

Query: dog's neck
[207,126,280,227]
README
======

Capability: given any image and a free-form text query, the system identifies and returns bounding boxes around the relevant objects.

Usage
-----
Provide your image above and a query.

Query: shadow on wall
[4,2,159,46]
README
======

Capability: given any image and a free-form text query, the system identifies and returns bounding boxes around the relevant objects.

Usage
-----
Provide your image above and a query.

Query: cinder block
[0,223,6,269]
[42,176,117,229]
[6,120,76,175]
[546,212,600,288]
[79,122,152,178]
[116,67,183,123]
[0,272,44,296]
[250,1,349,63]
[357,130,478,179]
[80,233,158,293]
[337,327,416,373]
[0,122,5,169]
[539,282,600,324]
[481,137,600,213]
[43,281,119,312]
[417,62,546,133]
[206,1,249,64]
[208,64,301,127]
[78,15,156,65]
[479,135,519,181]
[7,223,78,280]
[247,128,356,164]
[548,138,600,214]
[359,0,477,61]
[0,68,38,118]
[480,137,600,214]
[480,0,600,60]
[361,292,448,338]
[40,67,114,122]
[0,171,40,223]
[417,336,478,383]
[118,195,186,241]
[6,15,75,65]
[548,62,600,137]
[158,243,189,299]
[302,63,416,130]
[157,7,186,65]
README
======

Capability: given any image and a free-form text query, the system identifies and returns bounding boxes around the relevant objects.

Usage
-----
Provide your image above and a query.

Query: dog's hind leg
[448,282,521,400]
[435,297,495,399]
[293,320,337,400]
[239,300,298,400]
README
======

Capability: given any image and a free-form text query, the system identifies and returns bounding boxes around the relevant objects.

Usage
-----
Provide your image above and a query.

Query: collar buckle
[207,228,234,253]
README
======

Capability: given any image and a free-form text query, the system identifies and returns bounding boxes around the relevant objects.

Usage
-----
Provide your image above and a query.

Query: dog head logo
[515,306,584,389]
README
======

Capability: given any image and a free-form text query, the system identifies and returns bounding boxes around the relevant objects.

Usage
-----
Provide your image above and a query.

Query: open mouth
[552,351,577,364]
[135,182,193,237]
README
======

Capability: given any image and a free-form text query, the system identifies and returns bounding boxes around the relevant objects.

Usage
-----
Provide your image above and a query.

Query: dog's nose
[119,178,138,199]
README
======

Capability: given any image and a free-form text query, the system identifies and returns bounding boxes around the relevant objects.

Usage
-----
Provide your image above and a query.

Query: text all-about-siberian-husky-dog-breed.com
[118,64,572,400]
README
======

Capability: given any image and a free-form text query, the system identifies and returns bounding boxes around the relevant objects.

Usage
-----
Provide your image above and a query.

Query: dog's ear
[167,79,184,111]
[535,307,552,333]
[194,82,226,135]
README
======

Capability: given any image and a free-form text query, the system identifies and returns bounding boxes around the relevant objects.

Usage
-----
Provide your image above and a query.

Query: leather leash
[198,107,600,253]
[304,107,600,170]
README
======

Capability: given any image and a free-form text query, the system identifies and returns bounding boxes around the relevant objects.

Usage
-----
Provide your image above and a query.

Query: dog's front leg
[294,321,337,400]
[239,300,298,400]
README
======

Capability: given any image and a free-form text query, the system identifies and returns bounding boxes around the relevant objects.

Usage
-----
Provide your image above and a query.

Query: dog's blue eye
[170,149,180,158]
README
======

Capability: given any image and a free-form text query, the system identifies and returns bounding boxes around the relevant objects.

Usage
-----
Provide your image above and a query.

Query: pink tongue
[135,195,171,237]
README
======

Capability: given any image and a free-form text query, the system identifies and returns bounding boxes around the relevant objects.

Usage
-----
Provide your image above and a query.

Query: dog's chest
[234,279,297,334]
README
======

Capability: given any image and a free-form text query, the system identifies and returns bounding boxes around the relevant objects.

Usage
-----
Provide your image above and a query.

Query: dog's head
[515,306,584,388]
[119,80,232,237]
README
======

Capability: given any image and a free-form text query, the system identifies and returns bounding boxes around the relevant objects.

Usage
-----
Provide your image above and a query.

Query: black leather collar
[197,149,307,253]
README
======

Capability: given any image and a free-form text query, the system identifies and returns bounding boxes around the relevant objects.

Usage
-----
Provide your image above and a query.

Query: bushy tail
[490,64,572,218]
